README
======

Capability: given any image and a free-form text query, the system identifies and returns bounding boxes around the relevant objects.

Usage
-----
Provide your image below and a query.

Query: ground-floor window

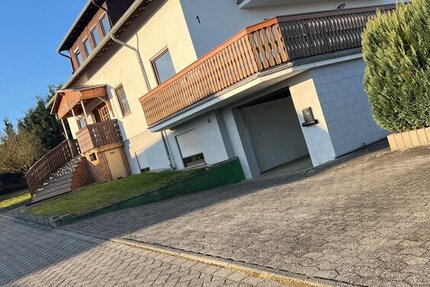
[176,130,206,168]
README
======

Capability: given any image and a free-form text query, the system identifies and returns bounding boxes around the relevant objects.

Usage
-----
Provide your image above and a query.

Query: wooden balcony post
[80,100,89,123]
[60,119,70,140]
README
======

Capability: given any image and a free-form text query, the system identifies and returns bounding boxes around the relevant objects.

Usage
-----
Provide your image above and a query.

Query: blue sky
[0,1,88,126]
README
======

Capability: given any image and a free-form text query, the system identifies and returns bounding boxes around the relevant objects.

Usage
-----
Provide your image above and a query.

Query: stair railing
[25,139,80,196]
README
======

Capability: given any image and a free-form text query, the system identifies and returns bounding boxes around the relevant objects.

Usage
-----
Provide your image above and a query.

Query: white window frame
[176,130,206,168]
[99,13,111,36]
[74,47,84,67]
[90,25,101,47]
[82,37,92,57]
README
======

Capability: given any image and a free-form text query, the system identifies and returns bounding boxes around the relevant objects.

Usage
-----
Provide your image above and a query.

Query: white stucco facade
[179,0,396,57]
[62,0,394,179]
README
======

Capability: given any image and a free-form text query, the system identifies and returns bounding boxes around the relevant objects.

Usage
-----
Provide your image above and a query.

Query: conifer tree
[363,0,430,132]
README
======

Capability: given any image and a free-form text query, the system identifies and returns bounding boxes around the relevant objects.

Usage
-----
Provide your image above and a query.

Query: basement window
[89,153,97,162]
[151,48,176,84]
[176,130,206,168]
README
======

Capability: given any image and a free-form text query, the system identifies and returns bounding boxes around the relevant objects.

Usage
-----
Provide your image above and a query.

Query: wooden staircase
[25,140,80,203]
[25,121,124,204]
[30,157,82,204]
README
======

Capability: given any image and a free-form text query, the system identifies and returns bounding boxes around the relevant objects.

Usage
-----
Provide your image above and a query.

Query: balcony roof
[57,0,106,52]
[51,85,108,120]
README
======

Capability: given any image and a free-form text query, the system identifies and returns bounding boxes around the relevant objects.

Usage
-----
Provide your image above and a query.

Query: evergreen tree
[0,121,44,174]
[362,0,430,132]
[18,85,65,151]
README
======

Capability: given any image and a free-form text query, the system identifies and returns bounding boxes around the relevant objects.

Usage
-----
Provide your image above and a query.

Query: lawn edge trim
[0,199,32,213]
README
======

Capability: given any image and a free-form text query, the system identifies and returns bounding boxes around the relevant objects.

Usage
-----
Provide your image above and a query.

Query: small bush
[0,174,27,196]
[363,0,430,132]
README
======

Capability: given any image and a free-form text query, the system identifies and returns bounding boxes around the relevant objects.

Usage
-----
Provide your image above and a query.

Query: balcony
[76,119,123,154]
[139,5,394,127]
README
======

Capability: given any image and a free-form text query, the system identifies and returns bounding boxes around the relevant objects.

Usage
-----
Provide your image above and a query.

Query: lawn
[0,190,31,209]
[26,169,203,217]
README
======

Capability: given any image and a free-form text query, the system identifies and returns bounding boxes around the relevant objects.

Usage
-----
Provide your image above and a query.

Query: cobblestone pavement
[0,216,286,287]
[64,144,430,287]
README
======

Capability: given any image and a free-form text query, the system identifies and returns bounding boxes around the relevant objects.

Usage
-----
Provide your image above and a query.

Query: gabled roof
[57,0,106,52]
[60,0,154,89]
[51,85,108,119]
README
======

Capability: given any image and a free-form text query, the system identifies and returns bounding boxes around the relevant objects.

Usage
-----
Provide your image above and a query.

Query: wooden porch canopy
[51,85,108,119]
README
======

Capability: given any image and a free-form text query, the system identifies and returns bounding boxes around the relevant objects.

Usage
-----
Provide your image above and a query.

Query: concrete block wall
[310,59,389,157]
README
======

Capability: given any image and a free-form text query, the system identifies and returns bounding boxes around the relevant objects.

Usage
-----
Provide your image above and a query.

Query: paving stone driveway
[65,143,430,287]
[0,216,284,287]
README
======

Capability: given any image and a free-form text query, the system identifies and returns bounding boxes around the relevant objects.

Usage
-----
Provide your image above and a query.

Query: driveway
[64,142,430,287]
[0,216,285,287]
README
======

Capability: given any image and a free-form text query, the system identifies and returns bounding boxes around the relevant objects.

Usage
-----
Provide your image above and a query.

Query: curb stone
[112,238,347,287]
[16,209,70,228]
[1,213,344,287]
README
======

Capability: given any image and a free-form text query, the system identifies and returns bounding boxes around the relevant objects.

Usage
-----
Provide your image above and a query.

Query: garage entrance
[241,89,310,173]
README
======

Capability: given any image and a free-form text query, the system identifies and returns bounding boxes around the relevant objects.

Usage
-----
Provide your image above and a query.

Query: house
[27,0,396,198]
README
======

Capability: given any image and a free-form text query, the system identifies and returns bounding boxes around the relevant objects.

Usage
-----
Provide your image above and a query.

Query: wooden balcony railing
[76,119,123,154]
[25,140,80,196]
[139,5,394,126]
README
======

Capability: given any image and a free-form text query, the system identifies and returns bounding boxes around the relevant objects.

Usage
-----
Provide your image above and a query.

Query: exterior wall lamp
[301,107,319,127]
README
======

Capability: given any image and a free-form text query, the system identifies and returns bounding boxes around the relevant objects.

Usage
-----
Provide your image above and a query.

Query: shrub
[363,0,430,132]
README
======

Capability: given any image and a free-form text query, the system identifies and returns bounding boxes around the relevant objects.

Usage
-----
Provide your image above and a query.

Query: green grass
[0,190,31,209]
[26,169,203,217]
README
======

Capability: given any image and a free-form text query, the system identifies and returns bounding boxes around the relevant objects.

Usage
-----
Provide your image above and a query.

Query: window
[136,149,150,173]
[75,49,84,67]
[90,26,101,47]
[115,85,131,116]
[176,130,206,168]
[77,117,86,129]
[151,49,176,84]
[100,14,111,35]
[83,38,92,56]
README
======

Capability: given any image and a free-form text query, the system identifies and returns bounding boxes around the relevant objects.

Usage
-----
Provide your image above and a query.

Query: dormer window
[75,49,84,67]
[83,38,92,56]
[100,14,111,36]
[90,26,101,47]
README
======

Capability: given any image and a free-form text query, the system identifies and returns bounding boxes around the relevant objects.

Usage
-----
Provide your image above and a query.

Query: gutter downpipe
[59,51,74,72]
[90,0,151,91]
[90,0,176,170]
